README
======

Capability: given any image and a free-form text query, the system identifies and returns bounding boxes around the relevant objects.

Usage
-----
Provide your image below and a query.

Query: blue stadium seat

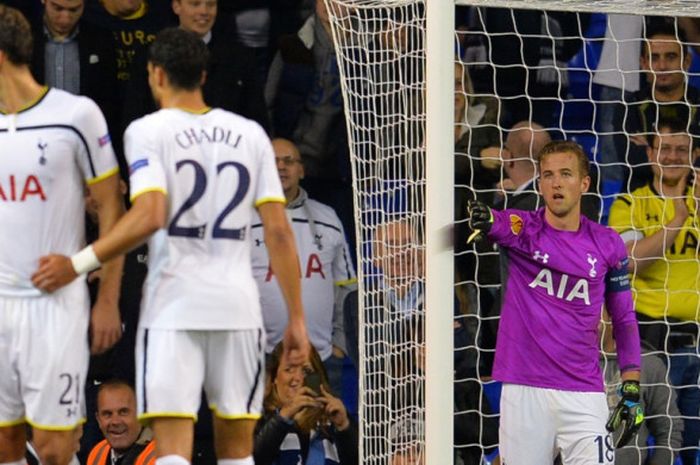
[563,14,607,131]
[567,132,598,162]
[482,379,502,414]
[565,40,604,130]
[586,13,608,40]
[687,46,700,91]
[483,448,500,465]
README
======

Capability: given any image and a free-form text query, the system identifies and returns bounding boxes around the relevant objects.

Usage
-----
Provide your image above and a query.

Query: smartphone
[303,372,322,395]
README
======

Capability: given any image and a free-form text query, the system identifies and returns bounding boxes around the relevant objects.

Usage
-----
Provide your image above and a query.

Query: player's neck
[544,208,581,232]
[159,89,208,113]
[654,176,687,198]
[0,66,45,114]
[285,186,301,203]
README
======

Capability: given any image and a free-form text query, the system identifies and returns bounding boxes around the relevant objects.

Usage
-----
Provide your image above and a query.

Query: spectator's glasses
[275,156,303,166]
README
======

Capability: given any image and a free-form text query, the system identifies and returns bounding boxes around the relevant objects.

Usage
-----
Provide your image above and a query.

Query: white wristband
[70,245,101,275]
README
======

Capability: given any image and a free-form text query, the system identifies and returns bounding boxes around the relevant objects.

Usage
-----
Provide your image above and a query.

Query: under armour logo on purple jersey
[533,250,549,263]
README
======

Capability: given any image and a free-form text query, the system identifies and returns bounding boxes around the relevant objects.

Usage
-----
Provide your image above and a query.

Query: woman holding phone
[254,342,358,465]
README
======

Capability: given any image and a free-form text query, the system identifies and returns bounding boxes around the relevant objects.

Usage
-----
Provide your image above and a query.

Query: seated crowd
[3,1,700,464]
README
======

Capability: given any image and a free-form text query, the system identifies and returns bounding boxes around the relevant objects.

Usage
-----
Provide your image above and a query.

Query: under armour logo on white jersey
[587,253,598,278]
[533,250,549,264]
[37,140,48,165]
[254,238,263,247]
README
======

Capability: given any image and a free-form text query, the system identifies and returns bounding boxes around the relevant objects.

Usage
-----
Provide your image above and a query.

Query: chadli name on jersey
[175,126,242,150]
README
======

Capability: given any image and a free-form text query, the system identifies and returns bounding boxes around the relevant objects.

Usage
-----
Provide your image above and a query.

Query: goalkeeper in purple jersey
[467,141,643,465]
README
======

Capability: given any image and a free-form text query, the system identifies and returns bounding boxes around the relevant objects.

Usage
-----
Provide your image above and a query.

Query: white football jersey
[0,88,118,297]
[125,108,284,330]
[250,191,356,359]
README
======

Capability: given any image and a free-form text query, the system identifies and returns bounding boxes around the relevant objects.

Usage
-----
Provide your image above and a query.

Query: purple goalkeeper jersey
[488,208,640,392]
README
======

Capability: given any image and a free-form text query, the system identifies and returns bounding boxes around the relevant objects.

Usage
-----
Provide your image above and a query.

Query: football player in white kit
[33,27,310,465]
[0,6,125,465]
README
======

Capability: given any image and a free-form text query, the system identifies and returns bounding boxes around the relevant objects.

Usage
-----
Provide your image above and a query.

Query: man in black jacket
[30,0,120,150]
[172,0,269,131]
[124,0,269,131]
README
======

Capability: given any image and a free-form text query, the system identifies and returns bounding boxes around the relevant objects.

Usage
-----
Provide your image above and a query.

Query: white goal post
[323,1,700,464]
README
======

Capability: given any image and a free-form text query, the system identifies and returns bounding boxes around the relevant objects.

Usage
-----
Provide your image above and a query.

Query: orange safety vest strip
[134,441,157,465]
[87,438,156,465]
[87,440,110,465]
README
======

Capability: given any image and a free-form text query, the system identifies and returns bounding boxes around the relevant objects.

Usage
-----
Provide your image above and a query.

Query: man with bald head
[500,121,551,209]
[500,121,600,220]
[87,381,154,465]
[250,138,356,394]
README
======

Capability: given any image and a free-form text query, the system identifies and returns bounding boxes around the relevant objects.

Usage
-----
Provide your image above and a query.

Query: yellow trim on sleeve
[26,417,86,431]
[335,278,357,287]
[209,405,261,421]
[130,187,168,203]
[0,417,26,427]
[86,167,120,185]
[255,196,286,208]
[138,412,198,424]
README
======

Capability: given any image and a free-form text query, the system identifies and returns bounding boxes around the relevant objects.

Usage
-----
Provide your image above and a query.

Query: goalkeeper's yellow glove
[606,379,644,448]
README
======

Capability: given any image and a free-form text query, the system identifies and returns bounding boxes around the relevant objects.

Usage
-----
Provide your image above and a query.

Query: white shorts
[136,327,265,421]
[0,292,89,430]
[499,384,613,465]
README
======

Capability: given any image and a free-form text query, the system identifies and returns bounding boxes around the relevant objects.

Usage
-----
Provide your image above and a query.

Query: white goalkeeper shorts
[136,327,265,422]
[499,383,613,465]
[0,291,89,430]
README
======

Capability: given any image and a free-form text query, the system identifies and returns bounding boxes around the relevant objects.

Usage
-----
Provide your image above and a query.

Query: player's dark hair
[0,5,33,65]
[647,116,691,146]
[148,27,209,90]
[537,140,590,178]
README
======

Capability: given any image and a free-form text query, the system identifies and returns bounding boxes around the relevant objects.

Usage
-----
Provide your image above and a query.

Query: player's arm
[258,200,310,365]
[84,174,126,354]
[604,248,644,447]
[31,191,166,293]
[91,191,167,261]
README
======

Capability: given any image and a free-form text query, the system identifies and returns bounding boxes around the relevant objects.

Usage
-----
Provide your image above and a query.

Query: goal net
[323,1,700,464]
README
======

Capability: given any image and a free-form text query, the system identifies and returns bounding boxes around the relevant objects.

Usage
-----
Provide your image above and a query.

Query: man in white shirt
[32,27,309,465]
[251,138,356,394]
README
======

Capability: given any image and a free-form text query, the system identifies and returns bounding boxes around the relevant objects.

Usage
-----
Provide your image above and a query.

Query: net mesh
[325,1,700,464]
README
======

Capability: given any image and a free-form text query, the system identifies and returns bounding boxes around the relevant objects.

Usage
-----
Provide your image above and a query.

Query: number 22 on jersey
[168,159,250,240]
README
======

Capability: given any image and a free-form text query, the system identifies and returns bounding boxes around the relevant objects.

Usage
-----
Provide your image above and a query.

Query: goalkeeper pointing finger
[467,141,642,465]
